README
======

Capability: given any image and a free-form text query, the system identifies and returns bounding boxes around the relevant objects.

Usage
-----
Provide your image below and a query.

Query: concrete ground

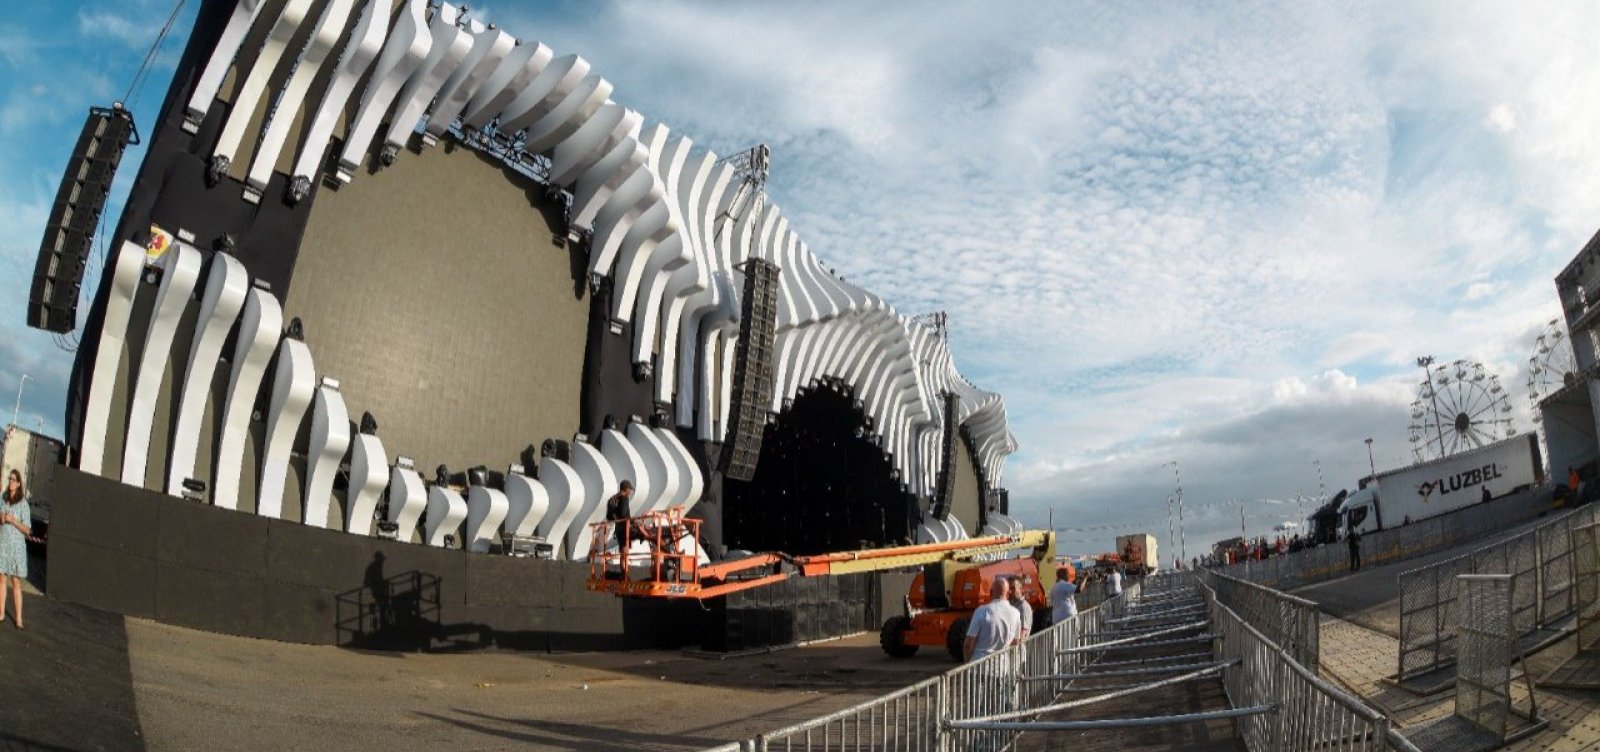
[0,549,951,752]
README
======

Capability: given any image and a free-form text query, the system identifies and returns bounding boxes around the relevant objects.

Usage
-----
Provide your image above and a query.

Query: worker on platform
[605,480,635,574]
[1007,576,1033,642]
[1050,566,1078,625]
[963,576,1020,663]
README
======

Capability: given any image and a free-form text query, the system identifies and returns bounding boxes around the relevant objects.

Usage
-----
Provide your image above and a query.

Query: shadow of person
[364,552,391,630]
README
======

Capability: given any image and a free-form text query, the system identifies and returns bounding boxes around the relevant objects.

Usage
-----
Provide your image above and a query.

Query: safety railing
[1200,579,1395,750]
[727,569,1410,751]
[1212,485,1556,590]
[1200,567,1320,670]
[738,576,1146,751]
[1396,504,1600,680]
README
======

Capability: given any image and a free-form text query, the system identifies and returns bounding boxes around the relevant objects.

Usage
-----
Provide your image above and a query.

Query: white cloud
[77,10,152,50]
[1487,104,1517,133]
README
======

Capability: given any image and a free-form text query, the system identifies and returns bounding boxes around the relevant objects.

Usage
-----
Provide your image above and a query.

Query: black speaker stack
[28,105,137,333]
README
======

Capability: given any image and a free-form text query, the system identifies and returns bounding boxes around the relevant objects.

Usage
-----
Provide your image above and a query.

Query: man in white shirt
[1106,566,1123,598]
[1050,567,1079,624]
[964,575,1021,662]
[1008,576,1033,643]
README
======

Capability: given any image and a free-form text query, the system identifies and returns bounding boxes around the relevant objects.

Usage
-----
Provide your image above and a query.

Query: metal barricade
[1574,523,1600,650]
[1200,568,1320,670]
[1397,552,1474,680]
[1471,533,1539,636]
[1202,582,1393,750]
[1396,504,1600,681]
[1455,574,1516,739]
[745,578,1145,751]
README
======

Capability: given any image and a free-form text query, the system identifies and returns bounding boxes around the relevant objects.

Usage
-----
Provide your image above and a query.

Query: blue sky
[2,1,1593,557]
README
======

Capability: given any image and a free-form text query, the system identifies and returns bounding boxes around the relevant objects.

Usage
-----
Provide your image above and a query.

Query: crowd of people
[1200,532,1319,568]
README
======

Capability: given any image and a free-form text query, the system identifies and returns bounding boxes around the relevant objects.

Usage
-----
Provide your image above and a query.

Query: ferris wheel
[1527,319,1579,409]
[1408,356,1516,462]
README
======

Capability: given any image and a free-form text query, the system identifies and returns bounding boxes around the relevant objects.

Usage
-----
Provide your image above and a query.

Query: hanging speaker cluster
[28,105,137,333]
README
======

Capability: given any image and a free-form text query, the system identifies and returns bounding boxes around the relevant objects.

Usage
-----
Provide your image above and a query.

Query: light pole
[1313,460,1326,505]
[1364,437,1377,481]
[10,374,30,428]
[1163,460,1186,565]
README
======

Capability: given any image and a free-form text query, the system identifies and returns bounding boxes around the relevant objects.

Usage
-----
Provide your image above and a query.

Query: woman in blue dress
[0,469,31,629]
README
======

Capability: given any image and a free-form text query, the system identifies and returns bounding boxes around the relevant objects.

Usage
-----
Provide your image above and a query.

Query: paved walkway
[1306,525,1600,751]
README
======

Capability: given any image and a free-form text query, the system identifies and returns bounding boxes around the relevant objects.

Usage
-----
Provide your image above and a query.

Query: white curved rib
[212,0,315,171]
[654,427,703,511]
[502,471,549,538]
[521,74,613,155]
[184,0,267,129]
[80,241,146,476]
[461,40,552,127]
[465,486,509,553]
[166,252,248,495]
[383,6,473,151]
[257,338,315,519]
[424,485,467,547]
[291,0,390,186]
[121,243,202,487]
[245,0,360,197]
[566,441,618,561]
[548,103,639,187]
[387,464,426,542]
[345,433,388,535]
[338,0,432,174]
[212,288,283,510]
[303,382,351,528]
[496,53,589,131]
[424,25,516,136]
[625,422,676,515]
[599,428,649,514]
[534,456,585,559]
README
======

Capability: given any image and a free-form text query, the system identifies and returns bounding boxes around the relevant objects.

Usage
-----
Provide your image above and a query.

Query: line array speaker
[721,258,780,481]
[28,105,137,333]
[932,391,961,520]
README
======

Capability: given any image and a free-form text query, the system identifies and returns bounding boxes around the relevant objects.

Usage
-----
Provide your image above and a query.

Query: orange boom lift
[584,511,1056,608]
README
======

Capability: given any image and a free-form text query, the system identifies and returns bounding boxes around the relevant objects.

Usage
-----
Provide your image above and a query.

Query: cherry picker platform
[585,509,1054,600]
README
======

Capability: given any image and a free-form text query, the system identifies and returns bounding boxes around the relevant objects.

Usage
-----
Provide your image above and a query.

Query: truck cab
[1338,486,1381,536]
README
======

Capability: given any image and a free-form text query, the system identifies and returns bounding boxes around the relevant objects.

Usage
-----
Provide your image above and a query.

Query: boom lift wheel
[879,616,918,658]
[946,617,970,662]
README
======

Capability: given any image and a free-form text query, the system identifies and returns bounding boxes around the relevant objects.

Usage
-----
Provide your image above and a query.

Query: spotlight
[180,477,207,503]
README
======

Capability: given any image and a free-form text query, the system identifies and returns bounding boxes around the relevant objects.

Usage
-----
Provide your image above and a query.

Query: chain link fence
[1396,504,1600,681]
[1211,486,1556,591]
[1200,568,1320,670]
[1576,523,1600,650]
[1455,575,1516,738]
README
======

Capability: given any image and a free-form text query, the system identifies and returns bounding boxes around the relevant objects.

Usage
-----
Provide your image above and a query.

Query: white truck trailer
[1338,433,1542,536]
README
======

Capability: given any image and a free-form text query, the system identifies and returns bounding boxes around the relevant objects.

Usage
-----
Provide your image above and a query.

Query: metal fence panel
[1203,585,1392,750]
[1396,504,1600,681]
[1455,574,1515,739]
[1575,523,1600,651]
[1200,569,1320,669]
[1540,517,1577,626]
[1397,553,1473,679]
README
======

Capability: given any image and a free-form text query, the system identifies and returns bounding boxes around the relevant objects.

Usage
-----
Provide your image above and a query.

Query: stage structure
[41,0,1019,587]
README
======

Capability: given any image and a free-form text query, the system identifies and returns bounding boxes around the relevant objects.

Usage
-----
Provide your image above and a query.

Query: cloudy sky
[2,1,1592,557]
